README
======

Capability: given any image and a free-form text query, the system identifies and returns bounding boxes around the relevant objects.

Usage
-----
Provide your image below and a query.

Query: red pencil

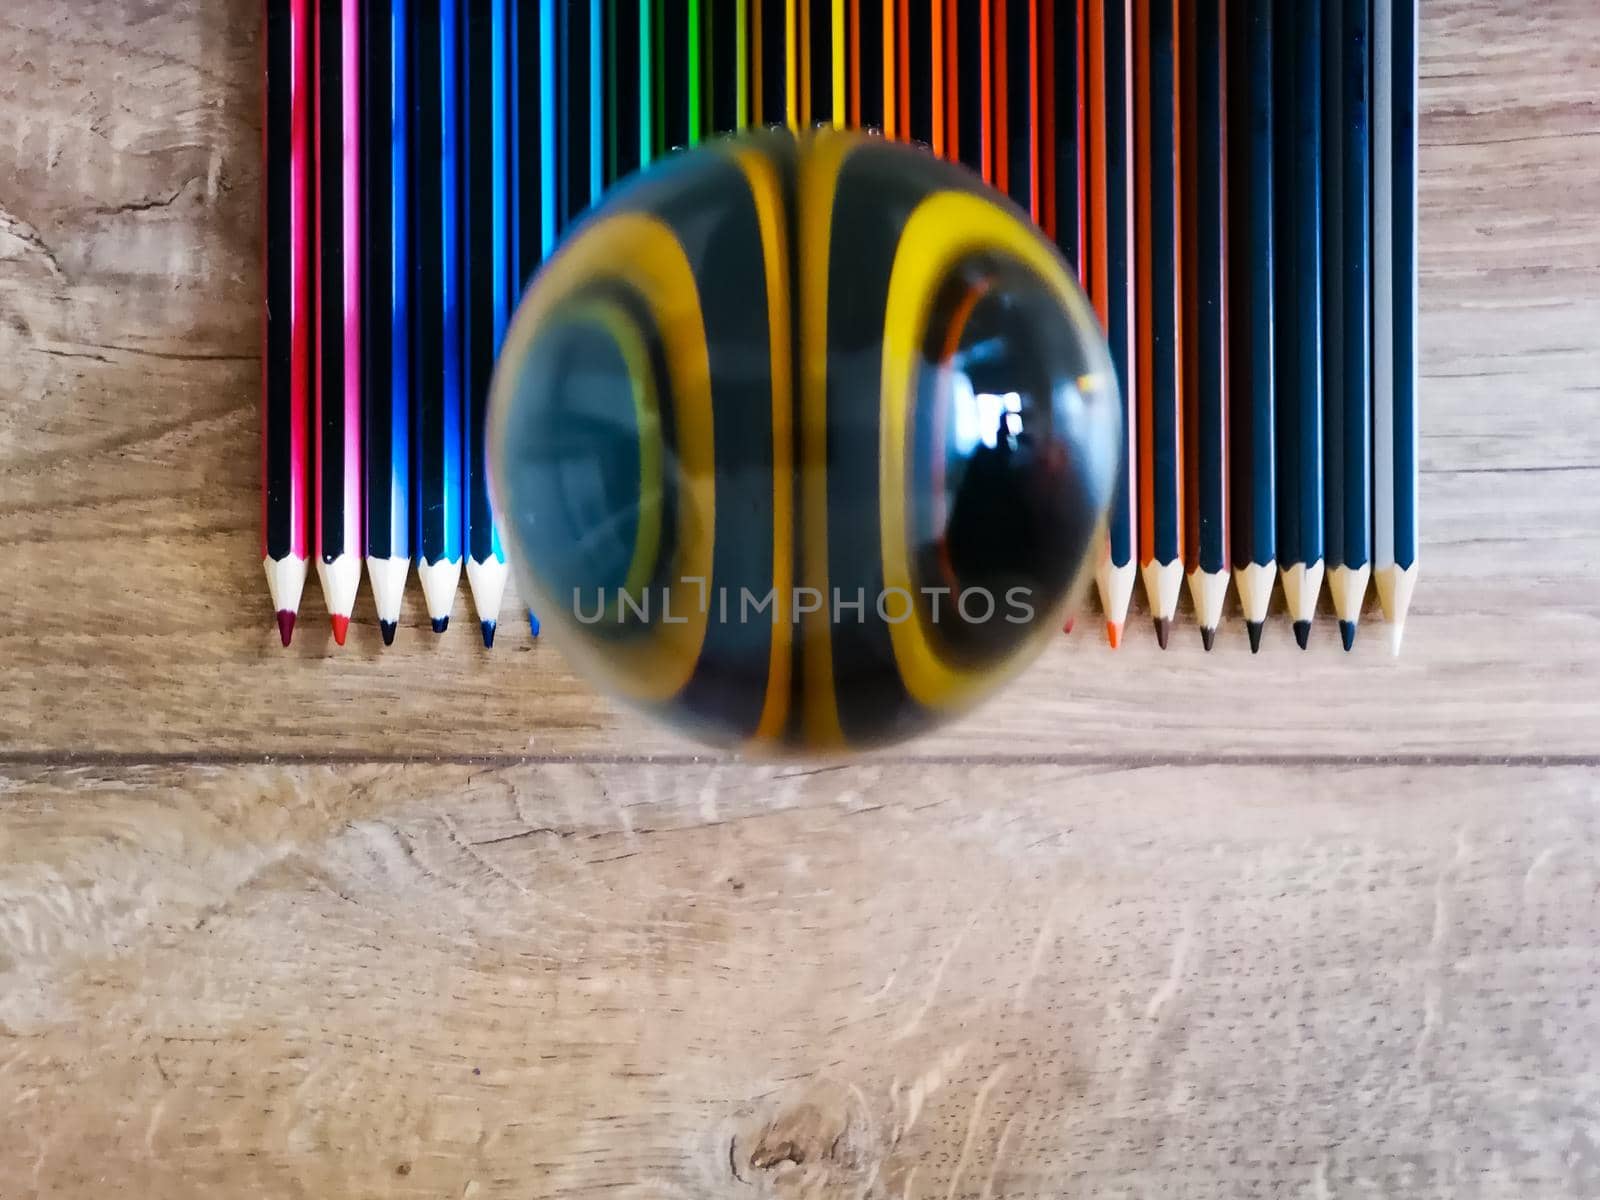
[263,0,313,646]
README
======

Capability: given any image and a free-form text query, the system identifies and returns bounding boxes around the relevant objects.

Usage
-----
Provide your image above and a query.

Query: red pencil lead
[330,613,350,646]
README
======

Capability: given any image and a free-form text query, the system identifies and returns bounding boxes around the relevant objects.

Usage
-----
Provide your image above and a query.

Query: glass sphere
[490,128,1120,754]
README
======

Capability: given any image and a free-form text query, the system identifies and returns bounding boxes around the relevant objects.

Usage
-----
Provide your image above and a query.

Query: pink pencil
[314,0,363,645]
[263,0,313,646]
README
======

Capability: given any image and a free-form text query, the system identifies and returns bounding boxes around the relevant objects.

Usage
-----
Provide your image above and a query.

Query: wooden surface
[1,1,1598,1196]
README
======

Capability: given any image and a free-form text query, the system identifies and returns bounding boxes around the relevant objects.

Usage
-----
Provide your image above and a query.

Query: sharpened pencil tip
[1062,617,1074,635]
[1106,621,1122,650]
[276,610,296,647]
[431,616,449,634]
[1340,620,1357,652]
[1154,618,1171,650]
[1293,621,1311,651]
[330,613,349,646]
[1390,621,1405,657]
[481,620,497,649]
[1246,621,1263,654]
[379,620,397,647]
[528,612,541,638]
[1200,626,1216,652]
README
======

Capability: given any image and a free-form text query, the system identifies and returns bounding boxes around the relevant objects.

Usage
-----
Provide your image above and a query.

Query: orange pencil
[995,0,1009,194]
[931,0,945,155]
[945,0,960,160]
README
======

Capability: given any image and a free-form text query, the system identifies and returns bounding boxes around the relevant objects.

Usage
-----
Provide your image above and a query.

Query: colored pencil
[313,0,363,646]
[464,0,512,648]
[1375,0,1419,654]
[413,0,464,633]
[1094,0,1136,647]
[1228,0,1274,652]
[954,1,983,171]
[1081,0,1105,299]
[1278,0,1325,649]
[1137,0,1184,648]
[263,0,313,647]
[1324,0,1372,651]
[1184,0,1228,649]
[362,0,409,646]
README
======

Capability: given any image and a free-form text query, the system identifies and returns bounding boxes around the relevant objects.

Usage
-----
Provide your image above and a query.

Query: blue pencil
[1324,0,1372,650]
[464,0,512,647]
[1375,0,1419,653]
[413,0,464,632]
[362,0,410,645]
[1278,0,1325,649]
[1229,0,1274,651]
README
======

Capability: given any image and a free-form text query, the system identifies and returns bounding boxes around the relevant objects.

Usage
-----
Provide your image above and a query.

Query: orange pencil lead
[1106,621,1122,650]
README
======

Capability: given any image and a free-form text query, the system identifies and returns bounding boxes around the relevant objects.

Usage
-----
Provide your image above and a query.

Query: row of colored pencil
[1089,0,1419,653]
[261,0,1418,653]
[265,0,526,647]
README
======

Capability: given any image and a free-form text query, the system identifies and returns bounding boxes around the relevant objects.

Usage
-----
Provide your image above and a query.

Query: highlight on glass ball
[490,127,1121,754]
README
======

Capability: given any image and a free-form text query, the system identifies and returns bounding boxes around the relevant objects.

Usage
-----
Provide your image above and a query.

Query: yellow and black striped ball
[490,128,1120,754]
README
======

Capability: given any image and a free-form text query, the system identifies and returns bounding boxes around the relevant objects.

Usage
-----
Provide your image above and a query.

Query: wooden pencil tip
[330,613,350,646]
[1154,618,1171,650]
[431,616,449,634]
[1339,620,1357,652]
[481,620,497,649]
[379,620,397,647]
[276,610,296,648]
[1246,621,1263,655]
[1106,621,1122,650]
[1200,626,1216,652]
[1293,621,1311,651]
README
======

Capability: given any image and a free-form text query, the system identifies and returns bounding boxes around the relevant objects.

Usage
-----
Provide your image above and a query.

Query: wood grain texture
[4,761,1600,1198]
[0,0,1597,760]
[3,2,1600,1196]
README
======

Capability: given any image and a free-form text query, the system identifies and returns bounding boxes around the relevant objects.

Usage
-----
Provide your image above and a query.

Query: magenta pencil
[314,0,363,644]
[263,0,314,646]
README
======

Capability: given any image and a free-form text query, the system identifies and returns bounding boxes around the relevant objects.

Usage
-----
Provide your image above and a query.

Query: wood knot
[732,1080,879,1192]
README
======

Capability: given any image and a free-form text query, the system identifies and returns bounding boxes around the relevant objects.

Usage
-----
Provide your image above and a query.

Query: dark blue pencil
[1184,0,1228,649]
[1095,0,1137,647]
[1278,0,1325,648]
[1137,0,1183,647]
[1375,0,1418,653]
[362,0,409,646]
[1227,0,1273,651]
[1324,0,1372,650]
[413,0,464,632]
[464,0,512,647]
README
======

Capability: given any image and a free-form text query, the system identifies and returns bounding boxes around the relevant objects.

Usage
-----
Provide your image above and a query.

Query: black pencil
[1184,0,1228,648]
[1227,0,1274,651]
[1323,0,1372,651]
[362,0,410,646]
[1278,0,1325,648]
